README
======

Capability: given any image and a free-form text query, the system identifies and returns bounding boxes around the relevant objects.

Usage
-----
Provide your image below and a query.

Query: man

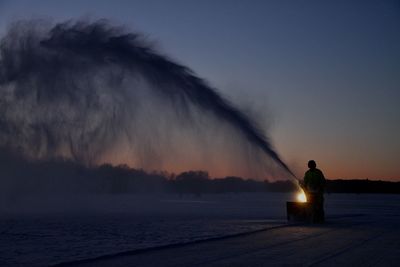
[303,160,326,223]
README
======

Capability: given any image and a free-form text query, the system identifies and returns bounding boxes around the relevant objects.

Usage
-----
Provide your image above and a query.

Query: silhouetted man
[303,160,326,223]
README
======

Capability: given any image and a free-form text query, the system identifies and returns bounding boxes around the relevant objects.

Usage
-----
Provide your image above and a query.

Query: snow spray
[0,19,295,179]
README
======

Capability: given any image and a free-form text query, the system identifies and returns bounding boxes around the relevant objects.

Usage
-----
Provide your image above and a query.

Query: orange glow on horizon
[99,142,400,182]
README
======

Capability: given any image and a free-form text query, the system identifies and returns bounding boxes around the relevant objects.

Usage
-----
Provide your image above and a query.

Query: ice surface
[0,193,399,266]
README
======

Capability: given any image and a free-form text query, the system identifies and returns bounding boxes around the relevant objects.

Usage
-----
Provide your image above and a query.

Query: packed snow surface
[0,193,399,266]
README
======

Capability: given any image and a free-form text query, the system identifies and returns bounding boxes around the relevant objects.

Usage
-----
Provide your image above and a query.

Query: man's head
[308,160,317,170]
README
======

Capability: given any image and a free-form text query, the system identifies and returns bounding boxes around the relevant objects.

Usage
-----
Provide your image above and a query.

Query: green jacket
[304,168,326,194]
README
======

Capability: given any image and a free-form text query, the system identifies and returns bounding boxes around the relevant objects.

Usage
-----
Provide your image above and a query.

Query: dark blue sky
[1,0,399,179]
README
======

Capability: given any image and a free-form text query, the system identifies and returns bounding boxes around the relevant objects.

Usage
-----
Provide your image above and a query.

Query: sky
[0,0,399,181]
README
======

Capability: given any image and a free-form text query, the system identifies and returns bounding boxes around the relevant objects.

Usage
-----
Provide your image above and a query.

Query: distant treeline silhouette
[0,151,399,195]
[325,179,400,194]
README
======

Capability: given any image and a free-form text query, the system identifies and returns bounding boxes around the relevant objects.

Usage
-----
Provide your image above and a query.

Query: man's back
[304,168,325,193]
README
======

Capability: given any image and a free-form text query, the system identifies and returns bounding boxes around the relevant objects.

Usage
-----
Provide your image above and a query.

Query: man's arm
[303,171,309,190]
[318,169,326,190]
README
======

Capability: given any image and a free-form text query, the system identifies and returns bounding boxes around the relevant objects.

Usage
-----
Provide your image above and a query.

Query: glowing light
[297,190,307,202]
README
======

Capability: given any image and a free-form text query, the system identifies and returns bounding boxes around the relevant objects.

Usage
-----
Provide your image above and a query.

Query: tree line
[1,150,399,195]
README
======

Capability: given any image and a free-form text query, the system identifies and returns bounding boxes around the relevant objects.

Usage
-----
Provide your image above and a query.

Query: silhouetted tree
[174,171,209,197]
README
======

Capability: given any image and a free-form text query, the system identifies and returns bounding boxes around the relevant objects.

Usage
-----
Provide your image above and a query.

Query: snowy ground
[1,193,399,266]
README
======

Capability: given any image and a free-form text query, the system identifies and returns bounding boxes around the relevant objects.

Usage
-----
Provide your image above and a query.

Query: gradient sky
[0,0,399,180]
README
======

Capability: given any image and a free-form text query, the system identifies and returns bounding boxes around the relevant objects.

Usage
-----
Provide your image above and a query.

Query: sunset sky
[1,0,399,181]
